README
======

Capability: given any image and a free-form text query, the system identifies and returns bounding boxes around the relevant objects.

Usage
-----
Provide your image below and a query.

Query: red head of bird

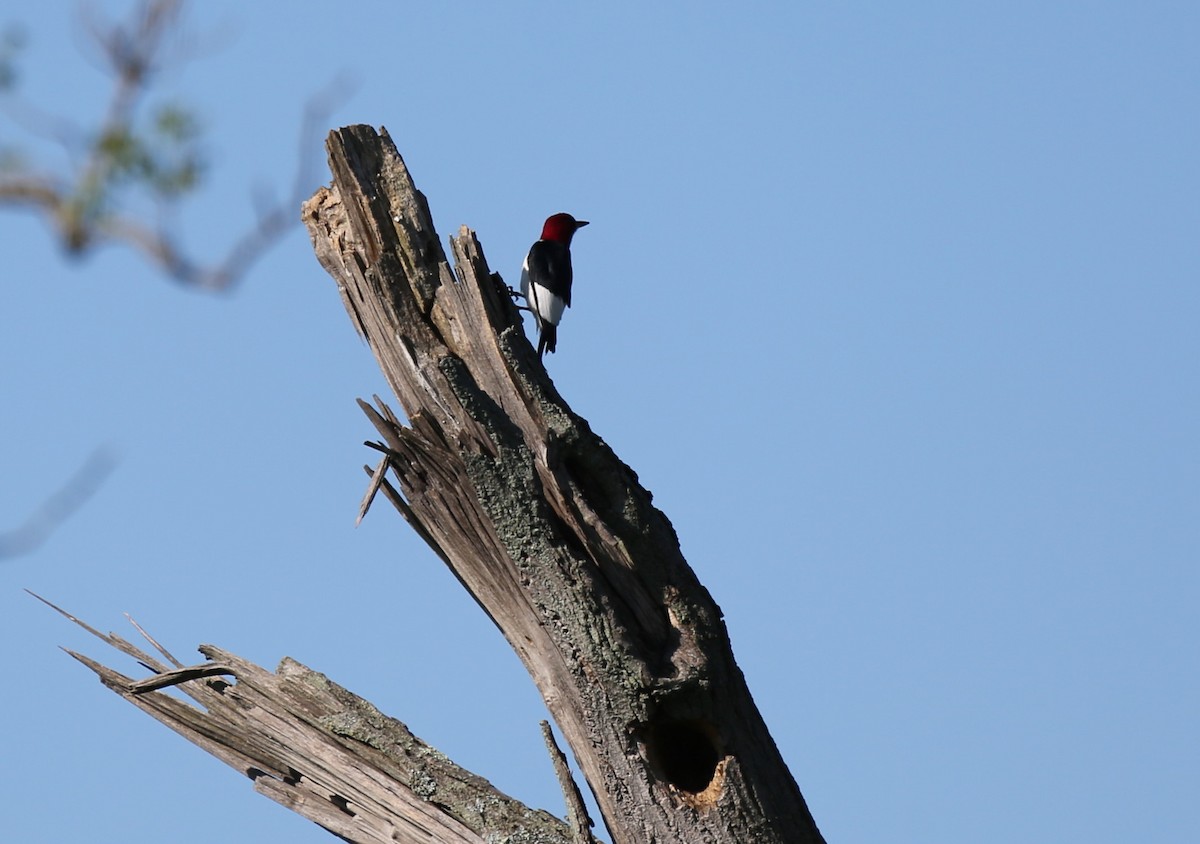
[541,212,590,244]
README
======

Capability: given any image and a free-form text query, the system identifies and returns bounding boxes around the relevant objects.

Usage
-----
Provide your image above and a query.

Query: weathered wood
[34,593,572,844]
[540,720,598,844]
[302,125,825,844]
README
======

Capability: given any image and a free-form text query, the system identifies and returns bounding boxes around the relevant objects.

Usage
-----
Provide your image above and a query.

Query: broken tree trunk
[301,125,825,844]
[34,592,573,844]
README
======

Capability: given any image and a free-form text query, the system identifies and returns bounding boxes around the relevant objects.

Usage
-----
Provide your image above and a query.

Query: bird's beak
[576,220,590,229]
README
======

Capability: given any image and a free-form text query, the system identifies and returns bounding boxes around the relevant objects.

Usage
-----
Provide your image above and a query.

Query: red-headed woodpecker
[520,212,589,358]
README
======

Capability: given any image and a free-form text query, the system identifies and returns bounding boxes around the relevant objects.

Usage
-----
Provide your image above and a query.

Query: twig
[541,720,598,844]
[128,661,233,693]
[0,445,118,559]
[356,455,390,526]
[124,611,185,668]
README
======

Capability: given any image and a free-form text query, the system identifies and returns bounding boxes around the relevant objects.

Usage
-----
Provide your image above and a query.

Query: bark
[301,125,825,844]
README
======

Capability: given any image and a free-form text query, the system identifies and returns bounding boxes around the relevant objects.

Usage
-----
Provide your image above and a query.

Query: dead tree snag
[301,125,825,844]
[50,124,826,844]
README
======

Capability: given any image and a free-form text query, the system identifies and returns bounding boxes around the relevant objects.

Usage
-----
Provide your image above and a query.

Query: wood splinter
[541,720,598,844]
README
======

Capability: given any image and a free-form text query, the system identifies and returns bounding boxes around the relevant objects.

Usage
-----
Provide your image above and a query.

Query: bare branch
[0,446,117,560]
[0,174,64,211]
[541,721,599,844]
[79,0,183,89]
[0,87,87,153]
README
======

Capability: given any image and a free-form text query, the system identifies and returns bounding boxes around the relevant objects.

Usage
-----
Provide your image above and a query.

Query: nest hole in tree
[645,718,722,795]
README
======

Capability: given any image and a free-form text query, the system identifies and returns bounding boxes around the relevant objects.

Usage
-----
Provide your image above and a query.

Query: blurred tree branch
[0,446,117,560]
[2,1,347,557]
[0,0,342,290]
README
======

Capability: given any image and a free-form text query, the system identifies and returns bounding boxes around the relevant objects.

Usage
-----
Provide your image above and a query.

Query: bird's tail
[538,324,557,358]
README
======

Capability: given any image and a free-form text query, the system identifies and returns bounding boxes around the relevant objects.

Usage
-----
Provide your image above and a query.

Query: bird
[520,212,589,358]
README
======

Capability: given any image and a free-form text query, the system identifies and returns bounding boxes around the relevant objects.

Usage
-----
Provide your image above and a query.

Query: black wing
[526,240,574,307]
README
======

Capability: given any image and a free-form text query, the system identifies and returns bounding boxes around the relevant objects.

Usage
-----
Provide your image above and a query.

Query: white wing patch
[521,255,566,326]
[528,284,566,325]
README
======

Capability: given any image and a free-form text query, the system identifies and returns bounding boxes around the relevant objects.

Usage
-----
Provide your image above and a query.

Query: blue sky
[3,2,1197,842]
